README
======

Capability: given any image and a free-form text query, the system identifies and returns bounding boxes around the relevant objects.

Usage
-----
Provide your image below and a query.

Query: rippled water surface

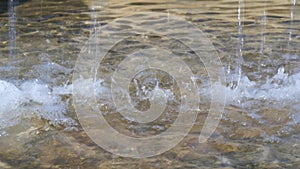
[0,0,300,168]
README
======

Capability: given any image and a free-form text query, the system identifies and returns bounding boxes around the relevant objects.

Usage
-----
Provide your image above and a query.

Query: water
[0,0,300,168]
[8,0,18,58]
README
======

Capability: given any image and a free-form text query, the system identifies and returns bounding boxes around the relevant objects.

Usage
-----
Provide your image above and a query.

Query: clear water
[0,0,300,168]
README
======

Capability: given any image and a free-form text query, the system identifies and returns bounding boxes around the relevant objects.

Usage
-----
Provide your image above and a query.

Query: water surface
[0,0,300,168]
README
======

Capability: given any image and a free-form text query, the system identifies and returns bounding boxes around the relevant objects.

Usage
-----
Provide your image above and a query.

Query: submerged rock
[0,161,12,169]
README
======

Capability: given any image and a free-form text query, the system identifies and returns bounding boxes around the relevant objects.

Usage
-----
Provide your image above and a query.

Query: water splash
[1,53,299,142]
[220,65,300,104]
[0,80,24,129]
[0,56,77,131]
[0,79,77,130]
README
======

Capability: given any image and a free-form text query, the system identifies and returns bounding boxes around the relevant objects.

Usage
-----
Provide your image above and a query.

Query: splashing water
[1,52,299,131]
[0,79,77,130]
[221,67,300,104]
[0,80,24,129]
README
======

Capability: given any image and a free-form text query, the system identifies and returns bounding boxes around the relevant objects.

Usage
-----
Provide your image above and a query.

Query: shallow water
[0,0,300,168]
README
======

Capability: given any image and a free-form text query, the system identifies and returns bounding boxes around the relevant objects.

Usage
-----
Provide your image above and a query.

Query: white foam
[219,67,300,104]
[0,79,77,130]
[205,65,300,141]
[1,54,299,133]
[0,80,24,129]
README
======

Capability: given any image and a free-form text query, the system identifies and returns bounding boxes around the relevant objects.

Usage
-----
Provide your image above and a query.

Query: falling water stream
[0,0,300,168]
[236,0,244,87]
[288,0,297,49]
[8,0,17,59]
[7,0,19,79]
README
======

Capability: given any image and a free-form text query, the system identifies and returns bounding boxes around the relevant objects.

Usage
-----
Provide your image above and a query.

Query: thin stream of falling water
[260,0,267,54]
[8,0,19,78]
[236,0,244,87]
[287,0,296,49]
[167,0,170,22]
[90,1,105,76]
[258,0,268,76]
[8,0,18,61]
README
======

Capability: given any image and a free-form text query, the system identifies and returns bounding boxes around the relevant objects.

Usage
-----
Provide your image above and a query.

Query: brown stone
[0,161,12,169]
[232,127,263,139]
[215,141,241,153]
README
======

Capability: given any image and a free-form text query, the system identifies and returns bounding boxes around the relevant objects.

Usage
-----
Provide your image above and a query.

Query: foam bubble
[1,54,299,136]
[218,67,300,104]
[0,79,77,130]
[0,80,24,129]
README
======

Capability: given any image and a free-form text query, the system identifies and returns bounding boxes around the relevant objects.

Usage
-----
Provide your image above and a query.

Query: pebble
[0,161,12,169]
